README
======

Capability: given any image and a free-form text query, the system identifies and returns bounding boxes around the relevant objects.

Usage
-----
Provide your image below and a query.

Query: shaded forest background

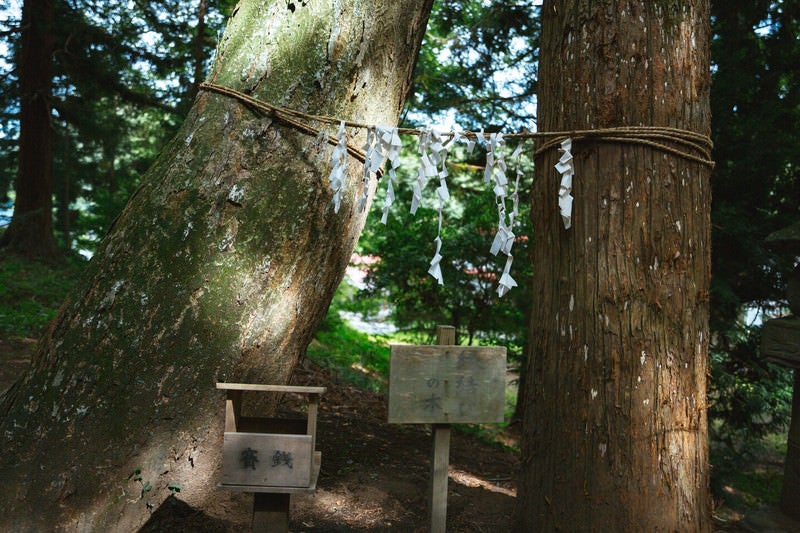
[0,0,798,520]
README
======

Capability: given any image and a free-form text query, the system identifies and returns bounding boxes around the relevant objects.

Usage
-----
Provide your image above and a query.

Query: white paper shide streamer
[555,138,574,229]
[325,119,534,296]
[328,121,348,213]
[415,129,451,285]
[377,126,403,224]
[486,134,523,297]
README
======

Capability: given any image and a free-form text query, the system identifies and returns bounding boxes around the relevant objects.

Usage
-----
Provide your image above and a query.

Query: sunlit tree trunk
[515,1,712,530]
[0,1,432,530]
[0,0,59,259]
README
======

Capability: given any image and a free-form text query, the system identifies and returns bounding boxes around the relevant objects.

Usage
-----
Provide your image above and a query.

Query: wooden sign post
[388,325,506,533]
[761,222,800,519]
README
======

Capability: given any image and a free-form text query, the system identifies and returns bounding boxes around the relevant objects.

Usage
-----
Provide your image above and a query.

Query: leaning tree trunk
[0,1,432,530]
[515,1,712,531]
[0,0,59,259]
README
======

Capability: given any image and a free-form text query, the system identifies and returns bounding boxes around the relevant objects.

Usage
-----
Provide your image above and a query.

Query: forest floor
[1,336,798,532]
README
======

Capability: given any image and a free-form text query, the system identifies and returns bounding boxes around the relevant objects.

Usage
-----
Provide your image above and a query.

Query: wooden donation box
[216,383,326,492]
[388,344,506,424]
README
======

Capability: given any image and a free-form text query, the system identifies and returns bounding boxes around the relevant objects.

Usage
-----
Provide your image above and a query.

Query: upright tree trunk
[0,1,432,531]
[515,1,712,531]
[0,0,59,259]
[188,0,208,103]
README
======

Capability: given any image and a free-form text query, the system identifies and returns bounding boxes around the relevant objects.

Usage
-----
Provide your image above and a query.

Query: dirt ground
[1,336,797,532]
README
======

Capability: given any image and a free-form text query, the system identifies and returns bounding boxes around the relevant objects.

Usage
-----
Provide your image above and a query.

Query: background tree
[707,0,800,462]
[515,1,713,530]
[0,0,433,530]
[0,0,233,257]
[0,0,58,258]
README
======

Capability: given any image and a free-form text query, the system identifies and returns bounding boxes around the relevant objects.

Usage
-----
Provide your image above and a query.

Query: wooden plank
[252,492,290,533]
[221,451,322,494]
[779,371,800,516]
[307,393,320,455]
[430,324,455,533]
[762,317,800,369]
[388,345,507,424]
[224,390,242,433]
[437,325,456,345]
[221,432,312,488]
[237,417,306,435]
[430,424,451,533]
[216,382,327,394]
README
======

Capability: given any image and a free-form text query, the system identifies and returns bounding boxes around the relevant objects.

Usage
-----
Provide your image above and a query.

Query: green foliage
[358,141,532,363]
[708,323,793,467]
[710,0,800,329]
[0,253,85,337]
[708,325,793,508]
[707,1,798,488]
[0,0,233,254]
[409,0,540,130]
[306,283,391,392]
[711,432,787,512]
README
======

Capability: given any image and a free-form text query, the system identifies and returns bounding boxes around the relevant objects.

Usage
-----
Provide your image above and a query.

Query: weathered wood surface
[388,345,506,424]
[780,372,800,518]
[253,492,290,533]
[221,452,321,494]
[217,383,327,394]
[430,325,455,533]
[221,432,313,488]
[766,220,800,253]
[762,316,800,369]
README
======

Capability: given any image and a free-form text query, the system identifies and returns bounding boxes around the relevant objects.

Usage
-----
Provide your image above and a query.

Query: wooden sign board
[221,432,313,488]
[762,316,800,369]
[388,345,506,424]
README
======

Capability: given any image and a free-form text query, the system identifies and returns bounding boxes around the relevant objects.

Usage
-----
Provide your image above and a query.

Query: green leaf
[140,481,152,499]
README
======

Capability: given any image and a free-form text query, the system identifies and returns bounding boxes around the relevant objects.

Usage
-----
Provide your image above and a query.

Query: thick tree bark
[0,0,59,259]
[515,1,712,531]
[0,1,432,530]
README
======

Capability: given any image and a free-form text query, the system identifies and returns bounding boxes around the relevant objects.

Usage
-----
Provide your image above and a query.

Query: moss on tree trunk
[0,1,432,530]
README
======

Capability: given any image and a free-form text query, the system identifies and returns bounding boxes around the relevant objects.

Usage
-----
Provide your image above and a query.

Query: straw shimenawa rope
[199,81,714,169]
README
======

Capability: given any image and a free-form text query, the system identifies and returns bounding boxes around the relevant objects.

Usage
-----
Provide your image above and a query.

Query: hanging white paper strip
[326,120,533,296]
[489,138,526,297]
[378,126,403,224]
[497,255,518,297]
[428,236,444,285]
[328,121,348,213]
[410,130,433,215]
[359,126,378,212]
[556,137,574,229]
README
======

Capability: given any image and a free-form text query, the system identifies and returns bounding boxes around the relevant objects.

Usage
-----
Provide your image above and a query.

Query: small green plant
[127,467,185,510]
[127,467,153,504]
[127,468,143,482]
[0,254,85,337]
